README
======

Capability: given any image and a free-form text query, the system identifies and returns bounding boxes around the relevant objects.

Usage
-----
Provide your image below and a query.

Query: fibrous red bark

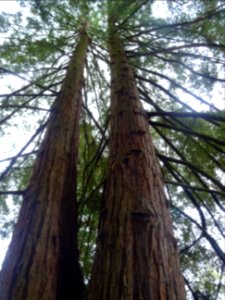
[88,23,185,300]
[0,28,88,300]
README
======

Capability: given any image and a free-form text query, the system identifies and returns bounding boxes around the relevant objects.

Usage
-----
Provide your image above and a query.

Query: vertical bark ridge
[88,23,185,300]
[0,27,89,300]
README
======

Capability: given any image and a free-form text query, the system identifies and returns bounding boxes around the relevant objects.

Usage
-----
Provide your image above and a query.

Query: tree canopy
[0,0,225,298]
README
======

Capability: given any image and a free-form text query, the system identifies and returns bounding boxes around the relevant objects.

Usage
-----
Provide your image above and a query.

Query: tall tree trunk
[0,27,88,300]
[88,22,185,300]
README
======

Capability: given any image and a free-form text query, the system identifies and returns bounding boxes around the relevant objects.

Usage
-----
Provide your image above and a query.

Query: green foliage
[77,121,108,281]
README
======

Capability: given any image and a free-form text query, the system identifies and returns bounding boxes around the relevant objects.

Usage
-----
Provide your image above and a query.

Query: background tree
[0,0,225,299]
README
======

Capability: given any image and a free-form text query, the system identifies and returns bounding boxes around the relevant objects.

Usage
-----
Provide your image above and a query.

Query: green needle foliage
[0,0,225,298]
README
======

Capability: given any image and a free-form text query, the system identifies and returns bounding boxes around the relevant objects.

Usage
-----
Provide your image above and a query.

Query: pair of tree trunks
[0,21,185,300]
[0,28,88,300]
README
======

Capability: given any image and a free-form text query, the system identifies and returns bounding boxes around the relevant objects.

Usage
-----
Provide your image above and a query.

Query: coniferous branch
[156,122,225,177]
[82,103,106,138]
[163,159,207,229]
[154,54,225,83]
[0,93,56,97]
[117,0,148,30]
[136,74,197,112]
[180,234,203,254]
[0,190,24,195]
[78,179,104,215]
[173,205,225,263]
[150,121,225,148]
[214,265,225,299]
[0,63,66,92]
[0,151,38,164]
[171,51,225,65]
[129,43,225,57]
[140,97,222,150]
[0,97,50,126]
[147,111,225,122]
[158,154,225,192]
[201,200,225,238]
[129,5,225,38]
[183,276,201,300]
[81,136,108,192]
[0,121,47,182]
[164,158,225,238]
[89,44,110,65]
[164,156,225,213]
[0,105,50,111]
[137,66,220,111]
[91,49,110,89]
[164,181,225,198]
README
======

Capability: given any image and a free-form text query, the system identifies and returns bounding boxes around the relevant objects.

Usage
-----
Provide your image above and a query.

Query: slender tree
[0,23,88,300]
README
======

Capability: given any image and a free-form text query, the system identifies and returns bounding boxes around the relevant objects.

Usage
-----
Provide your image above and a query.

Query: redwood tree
[88,10,185,299]
[0,24,88,300]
